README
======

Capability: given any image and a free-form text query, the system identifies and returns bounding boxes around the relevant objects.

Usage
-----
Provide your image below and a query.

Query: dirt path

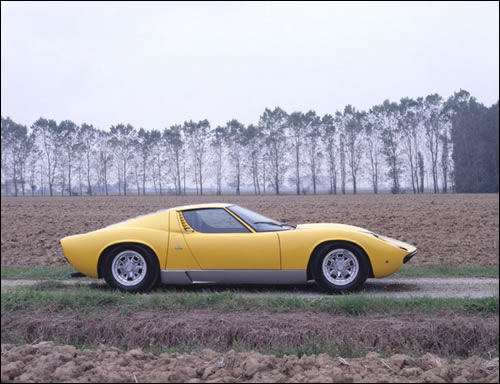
[1,277,498,298]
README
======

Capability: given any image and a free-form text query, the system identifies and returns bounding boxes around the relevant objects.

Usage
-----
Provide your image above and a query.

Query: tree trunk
[183,164,186,195]
[295,145,300,195]
[262,163,266,194]
[340,137,346,195]
[68,157,72,196]
[236,161,240,195]
[21,164,25,196]
[104,163,108,196]
[13,153,18,196]
[142,162,146,196]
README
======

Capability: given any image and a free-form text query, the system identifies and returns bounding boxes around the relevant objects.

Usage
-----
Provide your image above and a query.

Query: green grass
[2,284,498,316]
[2,264,498,281]
[392,265,499,278]
[0,265,85,280]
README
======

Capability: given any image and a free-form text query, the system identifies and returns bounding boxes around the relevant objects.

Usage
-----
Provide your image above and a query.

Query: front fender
[278,229,414,278]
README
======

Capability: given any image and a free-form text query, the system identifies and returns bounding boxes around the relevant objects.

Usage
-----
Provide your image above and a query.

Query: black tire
[102,243,160,293]
[310,241,370,294]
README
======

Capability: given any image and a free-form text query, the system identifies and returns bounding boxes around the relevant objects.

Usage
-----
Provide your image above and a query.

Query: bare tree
[332,112,347,194]
[364,109,383,194]
[321,114,337,195]
[339,135,346,194]
[0,118,9,195]
[25,138,40,196]
[379,101,403,194]
[78,123,98,195]
[224,119,245,195]
[184,120,210,195]
[211,126,226,195]
[18,130,37,196]
[32,118,59,196]
[399,98,423,194]
[343,106,364,194]
[97,130,113,196]
[1,117,22,196]
[58,120,78,195]
[147,129,161,195]
[260,107,289,195]
[110,124,136,196]
[135,128,154,195]
[288,111,306,195]
[164,125,184,195]
[2,118,36,196]
[441,125,451,193]
[424,94,445,193]
[303,111,322,194]
[242,124,263,195]
[417,151,425,193]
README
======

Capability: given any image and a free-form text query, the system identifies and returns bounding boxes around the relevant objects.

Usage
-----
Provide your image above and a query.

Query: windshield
[227,205,294,232]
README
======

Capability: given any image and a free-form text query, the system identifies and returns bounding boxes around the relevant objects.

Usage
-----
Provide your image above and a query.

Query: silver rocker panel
[160,270,307,285]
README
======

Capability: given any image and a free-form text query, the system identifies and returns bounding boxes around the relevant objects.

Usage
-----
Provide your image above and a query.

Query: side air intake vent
[178,212,193,232]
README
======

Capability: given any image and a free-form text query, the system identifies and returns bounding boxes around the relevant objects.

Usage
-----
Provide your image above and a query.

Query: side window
[183,209,250,233]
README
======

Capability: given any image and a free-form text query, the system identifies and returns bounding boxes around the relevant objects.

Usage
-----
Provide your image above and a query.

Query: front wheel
[103,244,160,293]
[311,242,370,294]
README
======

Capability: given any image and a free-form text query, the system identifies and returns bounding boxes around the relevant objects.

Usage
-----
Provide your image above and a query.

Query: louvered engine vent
[178,212,193,232]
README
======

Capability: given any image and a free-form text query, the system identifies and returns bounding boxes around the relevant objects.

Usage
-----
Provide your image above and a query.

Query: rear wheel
[311,241,370,293]
[103,244,160,293]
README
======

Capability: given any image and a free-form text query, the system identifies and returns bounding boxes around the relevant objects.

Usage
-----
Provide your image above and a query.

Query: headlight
[382,237,408,251]
[365,232,408,251]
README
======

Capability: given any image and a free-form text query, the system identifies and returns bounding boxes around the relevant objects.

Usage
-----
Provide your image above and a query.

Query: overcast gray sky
[1,1,499,130]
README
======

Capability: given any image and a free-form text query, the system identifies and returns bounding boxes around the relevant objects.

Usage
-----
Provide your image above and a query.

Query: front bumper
[403,251,417,264]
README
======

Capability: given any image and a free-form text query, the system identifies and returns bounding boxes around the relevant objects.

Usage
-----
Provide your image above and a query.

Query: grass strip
[0,265,84,280]
[392,265,499,278]
[2,285,498,316]
[2,264,498,280]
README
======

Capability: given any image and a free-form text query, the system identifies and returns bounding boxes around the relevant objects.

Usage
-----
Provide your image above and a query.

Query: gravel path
[1,277,498,298]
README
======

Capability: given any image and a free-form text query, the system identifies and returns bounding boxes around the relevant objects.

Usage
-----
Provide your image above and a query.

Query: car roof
[170,203,233,211]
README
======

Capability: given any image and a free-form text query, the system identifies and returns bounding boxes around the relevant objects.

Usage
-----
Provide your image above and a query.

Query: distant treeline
[1,90,498,197]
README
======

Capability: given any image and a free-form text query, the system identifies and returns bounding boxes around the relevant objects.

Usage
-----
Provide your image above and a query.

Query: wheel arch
[306,239,374,281]
[97,241,160,279]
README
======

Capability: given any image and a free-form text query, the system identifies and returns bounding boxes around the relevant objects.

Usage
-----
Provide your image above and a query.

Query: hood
[296,223,416,253]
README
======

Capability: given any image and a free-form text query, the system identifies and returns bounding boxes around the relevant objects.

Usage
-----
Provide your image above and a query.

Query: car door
[180,208,280,270]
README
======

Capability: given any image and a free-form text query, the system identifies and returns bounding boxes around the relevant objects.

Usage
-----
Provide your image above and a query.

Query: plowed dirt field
[1,194,498,266]
[1,342,498,383]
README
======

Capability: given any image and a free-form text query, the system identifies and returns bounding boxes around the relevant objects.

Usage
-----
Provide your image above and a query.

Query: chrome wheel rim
[111,250,147,286]
[322,248,359,286]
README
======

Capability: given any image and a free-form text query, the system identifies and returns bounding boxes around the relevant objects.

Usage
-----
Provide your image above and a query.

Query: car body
[60,203,417,293]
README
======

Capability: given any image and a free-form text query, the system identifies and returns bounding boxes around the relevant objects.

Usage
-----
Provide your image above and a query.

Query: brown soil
[1,194,498,267]
[2,310,498,358]
[2,342,498,383]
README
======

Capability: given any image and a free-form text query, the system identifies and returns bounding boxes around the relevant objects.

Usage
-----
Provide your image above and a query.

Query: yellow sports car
[60,203,416,293]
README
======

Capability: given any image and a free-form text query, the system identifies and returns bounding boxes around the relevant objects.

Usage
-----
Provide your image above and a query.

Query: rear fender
[61,228,168,278]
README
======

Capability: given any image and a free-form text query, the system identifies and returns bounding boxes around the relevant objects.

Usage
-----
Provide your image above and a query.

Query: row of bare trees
[1,90,498,196]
